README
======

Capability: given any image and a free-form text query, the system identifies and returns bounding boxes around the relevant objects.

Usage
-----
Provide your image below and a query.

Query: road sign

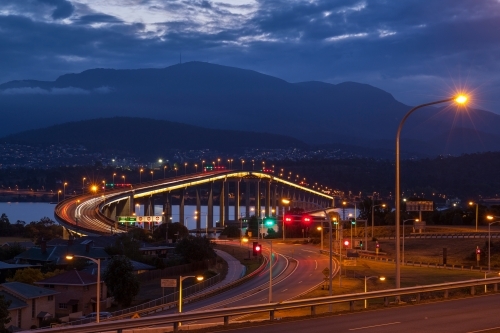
[161,279,177,288]
[343,259,357,266]
[137,216,164,223]
[406,201,433,212]
[131,313,140,319]
[117,216,137,222]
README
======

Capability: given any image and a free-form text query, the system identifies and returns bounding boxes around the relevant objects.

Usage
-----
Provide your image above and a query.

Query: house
[0,261,35,283]
[1,241,35,250]
[34,269,109,318]
[0,282,58,330]
[13,240,110,266]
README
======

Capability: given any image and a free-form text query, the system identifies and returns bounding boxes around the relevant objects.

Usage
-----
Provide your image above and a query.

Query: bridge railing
[25,276,500,333]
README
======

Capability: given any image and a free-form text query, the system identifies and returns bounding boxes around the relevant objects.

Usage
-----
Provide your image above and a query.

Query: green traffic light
[263,216,276,227]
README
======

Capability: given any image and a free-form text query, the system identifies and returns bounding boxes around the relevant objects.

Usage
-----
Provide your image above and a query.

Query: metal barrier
[24,276,500,333]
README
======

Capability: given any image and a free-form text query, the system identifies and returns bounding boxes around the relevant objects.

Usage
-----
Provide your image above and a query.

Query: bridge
[55,170,334,236]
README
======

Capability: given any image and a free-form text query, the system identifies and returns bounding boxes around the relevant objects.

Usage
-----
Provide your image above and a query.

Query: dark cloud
[0,0,499,111]
[37,0,74,19]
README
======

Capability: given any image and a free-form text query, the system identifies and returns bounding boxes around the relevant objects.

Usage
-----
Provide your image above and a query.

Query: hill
[1,61,500,155]
[0,117,309,160]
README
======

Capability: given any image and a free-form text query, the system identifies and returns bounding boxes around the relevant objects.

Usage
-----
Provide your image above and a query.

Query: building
[0,282,58,330]
[34,269,108,318]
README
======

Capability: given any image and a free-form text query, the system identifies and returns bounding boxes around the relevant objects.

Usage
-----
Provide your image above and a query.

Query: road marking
[298,281,302,283]
[468,327,500,333]
[301,249,316,253]
[259,298,267,301]
[349,322,401,330]
[282,289,288,292]
[315,260,317,269]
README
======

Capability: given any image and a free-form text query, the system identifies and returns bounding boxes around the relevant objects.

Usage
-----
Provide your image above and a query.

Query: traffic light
[351,218,356,225]
[253,242,261,256]
[302,215,312,224]
[359,240,363,249]
[263,216,276,227]
[343,239,350,248]
[284,215,293,223]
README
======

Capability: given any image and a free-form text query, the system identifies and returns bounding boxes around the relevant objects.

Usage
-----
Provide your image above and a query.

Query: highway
[207,293,500,333]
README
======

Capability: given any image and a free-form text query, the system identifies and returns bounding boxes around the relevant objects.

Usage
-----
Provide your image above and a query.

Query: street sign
[117,216,137,222]
[343,259,357,266]
[137,216,164,224]
[406,201,433,212]
[161,279,177,288]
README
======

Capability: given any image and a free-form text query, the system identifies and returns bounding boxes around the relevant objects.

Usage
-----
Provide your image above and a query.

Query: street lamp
[65,255,101,323]
[470,202,479,231]
[164,165,167,178]
[371,203,386,239]
[364,276,385,308]
[486,216,500,272]
[63,182,67,200]
[122,175,125,184]
[57,190,61,203]
[184,162,187,174]
[82,177,86,194]
[395,95,467,293]
[112,173,116,185]
[282,198,291,241]
[179,275,204,314]
[140,169,143,184]
[151,171,154,181]
[241,159,245,170]
[317,226,323,251]
[402,218,418,264]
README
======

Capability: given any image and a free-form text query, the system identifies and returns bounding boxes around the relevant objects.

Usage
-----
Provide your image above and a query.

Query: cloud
[0,0,499,111]
[1,86,113,95]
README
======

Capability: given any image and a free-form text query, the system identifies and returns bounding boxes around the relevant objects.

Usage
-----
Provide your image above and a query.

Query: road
[208,293,500,333]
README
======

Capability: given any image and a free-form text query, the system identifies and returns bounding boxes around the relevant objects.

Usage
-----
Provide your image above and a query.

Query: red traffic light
[343,239,350,248]
[255,245,261,252]
[476,247,481,254]
[302,215,312,223]
[284,215,293,223]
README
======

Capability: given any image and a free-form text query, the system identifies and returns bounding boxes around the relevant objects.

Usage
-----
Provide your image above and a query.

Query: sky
[1,0,500,112]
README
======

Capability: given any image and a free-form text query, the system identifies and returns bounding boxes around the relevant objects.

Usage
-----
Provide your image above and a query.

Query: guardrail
[25,276,500,333]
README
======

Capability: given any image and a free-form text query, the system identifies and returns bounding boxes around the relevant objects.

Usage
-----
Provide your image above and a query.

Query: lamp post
[122,175,125,185]
[321,210,334,304]
[179,275,203,313]
[281,198,291,241]
[164,165,167,178]
[487,216,500,273]
[470,202,479,231]
[395,95,467,293]
[65,255,101,323]
[112,173,116,185]
[371,203,386,240]
[63,182,67,200]
[151,171,154,181]
[402,218,417,264]
[241,159,245,170]
[259,240,274,302]
[82,177,86,194]
[364,276,385,308]
[57,190,61,203]
[140,169,143,184]
[317,226,323,251]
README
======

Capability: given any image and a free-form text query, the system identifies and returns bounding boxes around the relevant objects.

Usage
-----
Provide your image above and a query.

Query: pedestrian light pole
[179,275,204,313]
[371,203,386,239]
[486,216,500,272]
[470,202,479,231]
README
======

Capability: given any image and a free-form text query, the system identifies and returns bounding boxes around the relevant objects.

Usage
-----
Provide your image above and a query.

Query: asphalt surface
[207,293,500,333]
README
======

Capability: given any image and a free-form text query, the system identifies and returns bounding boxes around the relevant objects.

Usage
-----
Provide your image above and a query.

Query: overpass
[55,170,334,236]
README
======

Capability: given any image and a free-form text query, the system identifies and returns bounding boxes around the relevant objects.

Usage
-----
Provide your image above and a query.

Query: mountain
[1,61,499,155]
[0,117,309,159]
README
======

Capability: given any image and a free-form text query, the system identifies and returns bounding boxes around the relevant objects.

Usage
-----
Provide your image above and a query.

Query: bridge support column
[208,183,214,229]
[163,192,172,223]
[245,179,251,218]
[224,316,229,326]
[224,180,230,222]
[179,189,185,225]
[219,181,225,227]
[196,188,201,230]
[265,180,271,217]
[270,310,275,321]
[256,180,261,219]
[116,195,134,217]
[235,180,240,222]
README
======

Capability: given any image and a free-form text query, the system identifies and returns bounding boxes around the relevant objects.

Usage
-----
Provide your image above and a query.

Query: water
[0,202,56,223]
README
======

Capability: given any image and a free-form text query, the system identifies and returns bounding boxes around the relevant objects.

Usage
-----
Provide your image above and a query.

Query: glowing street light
[395,94,468,295]
[66,255,101,322]
[82,177,86,194]
[469,201,479,231]
[140,168,143,184]
[371,203,386,239]
[365,276,385,308]
[63,182,67,200]
[179,275,203,314]
[487,215,500,272]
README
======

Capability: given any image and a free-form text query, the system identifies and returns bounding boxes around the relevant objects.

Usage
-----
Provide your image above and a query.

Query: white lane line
[301,249,316,253]
[349,322,401,331]
[282,289,288,292]
[468,327,500,333]
[259,298,267,301]
[315,260,317,270]
[298,281,302,284]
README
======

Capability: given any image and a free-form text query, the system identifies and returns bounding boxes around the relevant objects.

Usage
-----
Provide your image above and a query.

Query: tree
[0,294,11,332]
[175,236,216,263]
[220,225,240,238]
[6,268,64,285]
[103,256,140,307]
[152,222,188,243]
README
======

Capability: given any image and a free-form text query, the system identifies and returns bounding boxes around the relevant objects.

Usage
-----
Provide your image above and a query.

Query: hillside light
[395,94,468,298]
[66,254,101,323]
